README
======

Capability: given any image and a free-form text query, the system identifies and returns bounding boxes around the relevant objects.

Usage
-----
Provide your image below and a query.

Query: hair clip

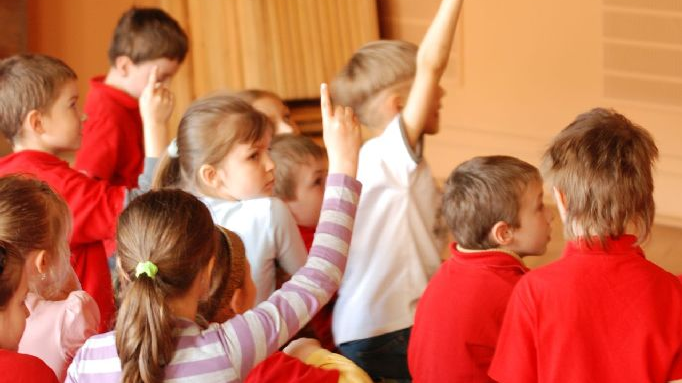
[167,138,179,158]
[135,261,158,279]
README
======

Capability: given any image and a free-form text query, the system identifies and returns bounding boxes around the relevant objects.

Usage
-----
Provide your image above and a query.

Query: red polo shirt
[76,76,144,188]
[408,243,529,382]
[0,150,123,332]
[245,351,339,383]
[490,235,682,382]
[0,350,59,382]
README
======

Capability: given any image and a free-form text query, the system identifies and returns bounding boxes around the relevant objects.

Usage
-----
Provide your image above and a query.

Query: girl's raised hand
[320,83,361,178]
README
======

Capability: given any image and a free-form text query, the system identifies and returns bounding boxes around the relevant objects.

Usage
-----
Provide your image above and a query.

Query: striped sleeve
[220,174,361,379]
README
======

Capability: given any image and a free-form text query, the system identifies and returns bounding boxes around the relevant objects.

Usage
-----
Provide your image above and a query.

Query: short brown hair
[0,242,25,310]
[0,54,77,144]
[0,175,73,300]
[443,156,541,249]
[331,40,417,128]
[542,108,658,244]
[108,7,188,65]
[270,134,326,200]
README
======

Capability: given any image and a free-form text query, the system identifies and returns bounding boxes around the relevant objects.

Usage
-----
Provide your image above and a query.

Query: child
[76,7,187,188]
[66,85,363,382]
[489,108,682,382]
[200,226,371,383]
[407,156,552,382]
[153,95,308,303]
[0,241,59,382]
[270,134,328,250]
[329,0,463,379]
[0,175,99,381]
[237,89,301,135]
[0,54,169,331]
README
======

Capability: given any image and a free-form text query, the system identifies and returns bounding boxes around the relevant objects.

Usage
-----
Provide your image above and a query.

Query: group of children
[0,0,680,381]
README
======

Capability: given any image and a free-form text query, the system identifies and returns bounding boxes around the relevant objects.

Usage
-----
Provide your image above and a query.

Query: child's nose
[264,152,275,171]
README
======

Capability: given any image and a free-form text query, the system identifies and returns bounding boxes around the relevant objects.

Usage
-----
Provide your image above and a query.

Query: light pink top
[19,290,100,381]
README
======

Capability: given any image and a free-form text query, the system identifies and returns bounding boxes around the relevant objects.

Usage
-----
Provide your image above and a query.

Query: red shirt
[0,350,59,382]
[408,243,528,382]
[245,351,339,383]
[490,235,682,383]
[76,76,144,188]
[0,150,123,332]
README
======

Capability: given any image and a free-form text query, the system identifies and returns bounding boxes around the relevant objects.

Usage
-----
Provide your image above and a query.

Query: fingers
[320,83,332,125]
[147,65,159,90]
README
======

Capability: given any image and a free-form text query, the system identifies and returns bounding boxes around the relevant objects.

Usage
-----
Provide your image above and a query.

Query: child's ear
[23,109,44,136]
[198,164,219,189]
[490,221,513,246]
[385,92,405,114]
[113,56,134,77]
[229,288,247,315]
[552,187,568,223]
[32,250,48,275]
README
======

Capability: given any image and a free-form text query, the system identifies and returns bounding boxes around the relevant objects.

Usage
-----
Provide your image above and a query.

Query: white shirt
[201,196,307,303]
[332,115,447,344]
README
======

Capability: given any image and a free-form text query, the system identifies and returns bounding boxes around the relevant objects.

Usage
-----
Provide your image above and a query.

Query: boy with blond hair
[330,0,463,379]
[489,108,682,382]
[76,7,187,188]
[0,54,169,331]
[408,156,552,382]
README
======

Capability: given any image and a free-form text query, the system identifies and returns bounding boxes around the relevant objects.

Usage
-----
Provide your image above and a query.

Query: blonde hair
[0,54,77,144]
[234,89,280,104]
[270,134,326,201]
[331,40,417,128]
[115,189,217,383]
[0,175,73,300]
[443,156,541,249]
[542,107,658,245]
[152,94,272,192]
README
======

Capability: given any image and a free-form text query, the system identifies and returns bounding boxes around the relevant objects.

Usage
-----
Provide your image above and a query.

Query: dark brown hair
[0,175,72,300]
[152,94,272,192]
[0,242,25,310]
[0,54,77,144]
[108,7,188,65]
[443,156,541,249]
[270,134,326,201]
[542,107,658,244]
[115,189,217,383]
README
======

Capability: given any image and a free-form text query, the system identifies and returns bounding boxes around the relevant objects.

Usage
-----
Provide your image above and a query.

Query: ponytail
[116,277,175,383]
[151,151,182,189]
[114,189,217,382]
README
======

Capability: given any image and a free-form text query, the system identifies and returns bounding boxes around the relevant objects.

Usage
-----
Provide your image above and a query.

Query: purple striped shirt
[65,174,361,382]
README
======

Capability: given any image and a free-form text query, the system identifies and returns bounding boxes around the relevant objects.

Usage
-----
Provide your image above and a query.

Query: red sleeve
[669,347,682,381]
[245,351,340,383]
[75,113,119,182]
[488,278,538,383]
[60,168,125,246]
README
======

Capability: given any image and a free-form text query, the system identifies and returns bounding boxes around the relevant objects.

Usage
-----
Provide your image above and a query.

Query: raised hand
[320,83,361,178]
[139,66,172,157]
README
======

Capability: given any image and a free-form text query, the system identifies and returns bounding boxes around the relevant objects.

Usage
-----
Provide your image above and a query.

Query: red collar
[1,150,67,167]
[89,76,139,110]
[449,242,529,273]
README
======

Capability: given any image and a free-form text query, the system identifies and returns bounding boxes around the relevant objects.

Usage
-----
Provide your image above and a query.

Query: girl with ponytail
[67,84,363,382]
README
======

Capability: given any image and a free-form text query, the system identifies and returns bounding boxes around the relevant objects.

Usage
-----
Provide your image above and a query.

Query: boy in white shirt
[330,0,464,380]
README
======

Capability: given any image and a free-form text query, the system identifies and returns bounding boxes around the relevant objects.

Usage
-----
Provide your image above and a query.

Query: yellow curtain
[136,0,379,134]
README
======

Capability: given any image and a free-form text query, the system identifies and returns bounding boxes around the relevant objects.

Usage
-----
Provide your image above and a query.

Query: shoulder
[0,350,58,381]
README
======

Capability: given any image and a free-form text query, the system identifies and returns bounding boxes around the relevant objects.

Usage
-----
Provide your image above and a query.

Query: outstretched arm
[402,0,464,149]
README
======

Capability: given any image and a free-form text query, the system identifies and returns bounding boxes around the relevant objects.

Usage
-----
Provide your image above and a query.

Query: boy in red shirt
[0,54,171,331]
[407,156,553,382]
[76,7,187,188]
[489,108,682,382]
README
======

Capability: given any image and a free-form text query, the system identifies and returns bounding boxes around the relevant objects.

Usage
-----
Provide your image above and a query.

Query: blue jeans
[338,327,412,382]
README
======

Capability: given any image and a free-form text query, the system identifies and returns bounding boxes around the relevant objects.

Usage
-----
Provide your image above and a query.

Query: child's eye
[249,152,259,160]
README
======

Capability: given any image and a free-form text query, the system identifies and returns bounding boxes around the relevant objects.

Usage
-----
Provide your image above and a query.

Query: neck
[13,141,59,156]
[167,293,199,321]
[104,70,133,97]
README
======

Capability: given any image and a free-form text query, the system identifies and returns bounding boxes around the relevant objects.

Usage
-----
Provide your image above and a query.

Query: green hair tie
[135,261,158,279]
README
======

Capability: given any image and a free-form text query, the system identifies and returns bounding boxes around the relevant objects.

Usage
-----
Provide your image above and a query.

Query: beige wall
[380,0,682,226]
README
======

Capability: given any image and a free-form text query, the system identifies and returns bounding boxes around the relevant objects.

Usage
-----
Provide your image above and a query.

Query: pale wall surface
[379,0,682,226]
